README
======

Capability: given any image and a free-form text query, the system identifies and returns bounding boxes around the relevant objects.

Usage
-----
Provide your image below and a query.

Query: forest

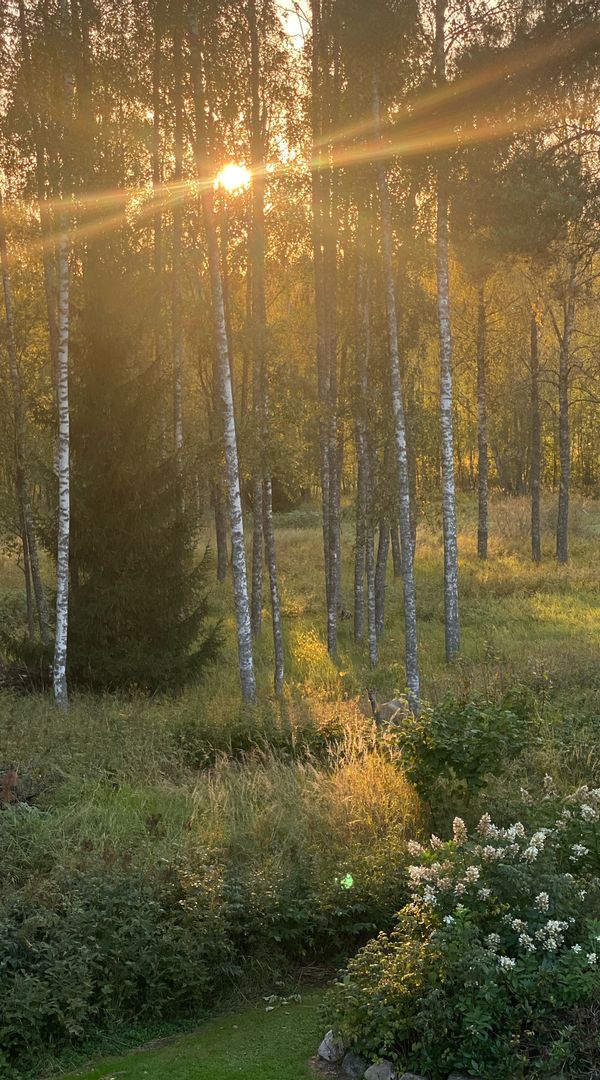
[0,0,600,1078]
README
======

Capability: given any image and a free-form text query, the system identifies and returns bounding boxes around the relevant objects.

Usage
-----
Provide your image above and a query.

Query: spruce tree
[67,241,219,692]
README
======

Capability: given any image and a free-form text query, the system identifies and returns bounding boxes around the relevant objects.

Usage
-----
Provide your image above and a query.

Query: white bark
[53,231,70,707]
[189,14,256,703]
[53,0,72,708]
[372,77,420,705]
[435,0,460,660]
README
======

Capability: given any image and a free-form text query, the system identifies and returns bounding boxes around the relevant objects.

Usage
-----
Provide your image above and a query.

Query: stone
[364,1062,397,1080]
[318,1029,345,1064]
[342,1051,369,1078]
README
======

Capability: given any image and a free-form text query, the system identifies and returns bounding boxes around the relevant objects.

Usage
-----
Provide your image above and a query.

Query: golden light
[215,163,251,193]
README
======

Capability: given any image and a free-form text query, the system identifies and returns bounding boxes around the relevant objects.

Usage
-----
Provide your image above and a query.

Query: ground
[60,991,324,1080]
[2,492,600,1078]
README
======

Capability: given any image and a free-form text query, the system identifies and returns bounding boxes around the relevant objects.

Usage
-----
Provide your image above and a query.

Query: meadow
[1,493,600,1078]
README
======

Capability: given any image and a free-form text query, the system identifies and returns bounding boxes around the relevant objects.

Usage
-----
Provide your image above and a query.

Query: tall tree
[247,0,284,693]
[434,0,460,660]
[310,0,340,658]
[189,9,256,704]
[372,75,420,703]
[53,0,73,709]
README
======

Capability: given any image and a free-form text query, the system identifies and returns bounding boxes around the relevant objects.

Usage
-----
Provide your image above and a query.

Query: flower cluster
[406,779,600,974]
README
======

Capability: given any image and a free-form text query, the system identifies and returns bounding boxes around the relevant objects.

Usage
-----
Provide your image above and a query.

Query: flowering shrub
[326,780,600,1079]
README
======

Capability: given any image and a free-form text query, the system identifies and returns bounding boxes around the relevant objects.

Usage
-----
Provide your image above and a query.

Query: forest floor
[2,493,600,1078]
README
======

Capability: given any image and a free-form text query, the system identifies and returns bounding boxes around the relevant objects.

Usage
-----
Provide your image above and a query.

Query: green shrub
[393,689,535,819]
[326,779,600,1079]
[0,865,232,1078]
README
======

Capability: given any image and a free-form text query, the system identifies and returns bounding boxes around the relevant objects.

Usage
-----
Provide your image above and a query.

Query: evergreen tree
[67,243,219,692]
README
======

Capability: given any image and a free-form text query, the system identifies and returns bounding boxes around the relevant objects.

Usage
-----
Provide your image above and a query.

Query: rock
[364,1062,397,1080]
[342,1052,369,1078]
[318,1029,345,1064]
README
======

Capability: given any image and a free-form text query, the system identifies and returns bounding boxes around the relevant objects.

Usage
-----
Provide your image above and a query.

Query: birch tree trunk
[247,0,284,690]
[53,0,73,709]
[310,0,339,658]
[372,76,420,704]
[476,282,488,560]
[0,195,50,645]
[435,0,460,660]
[53,230,70,706]
[172,8,184,507]
[530,305,542,563]
[556,262,577,565]
[189,14,256,703]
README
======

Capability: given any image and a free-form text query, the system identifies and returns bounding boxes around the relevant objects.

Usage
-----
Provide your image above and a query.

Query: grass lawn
[60,990,325,1080]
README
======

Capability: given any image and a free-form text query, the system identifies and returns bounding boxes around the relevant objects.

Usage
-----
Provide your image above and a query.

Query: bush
[392,689,535,820]
[0,865,232,1078]
[326,779,600,1079]
[0,739,424,1077]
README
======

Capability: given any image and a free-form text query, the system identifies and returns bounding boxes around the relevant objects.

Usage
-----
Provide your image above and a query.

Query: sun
[215,163,251,193]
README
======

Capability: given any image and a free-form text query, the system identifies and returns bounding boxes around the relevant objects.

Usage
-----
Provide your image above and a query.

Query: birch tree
[53,0,73,708]
[434,0,460,660]
[247,0,284,693]
[189,11,256,704]
[372,76,420,705]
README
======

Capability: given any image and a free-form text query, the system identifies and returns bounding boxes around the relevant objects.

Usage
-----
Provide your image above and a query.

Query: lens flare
[215,163,251,193]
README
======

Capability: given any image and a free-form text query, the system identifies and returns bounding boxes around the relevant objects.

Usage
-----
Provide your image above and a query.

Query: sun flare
[215,162,251,193]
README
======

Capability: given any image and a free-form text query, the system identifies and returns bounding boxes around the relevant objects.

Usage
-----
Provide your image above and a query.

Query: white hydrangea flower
[443,915,455,925]
[452,817,468,845]
[572,944,582,954]
[522,845,540,862]
[486,933,501,950]
[518,932,536,952]
[498,956,516,969]
[464,865,480,883]
[570,844,589,861]
[423,885,437,907]
[581,804,599,821]
[408,840,424,856]
[587,953,597,965]
[478,887,491,900]
[535,892,549,912]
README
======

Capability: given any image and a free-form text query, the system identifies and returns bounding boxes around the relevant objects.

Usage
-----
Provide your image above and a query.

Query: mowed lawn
[60,991,324,1080]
